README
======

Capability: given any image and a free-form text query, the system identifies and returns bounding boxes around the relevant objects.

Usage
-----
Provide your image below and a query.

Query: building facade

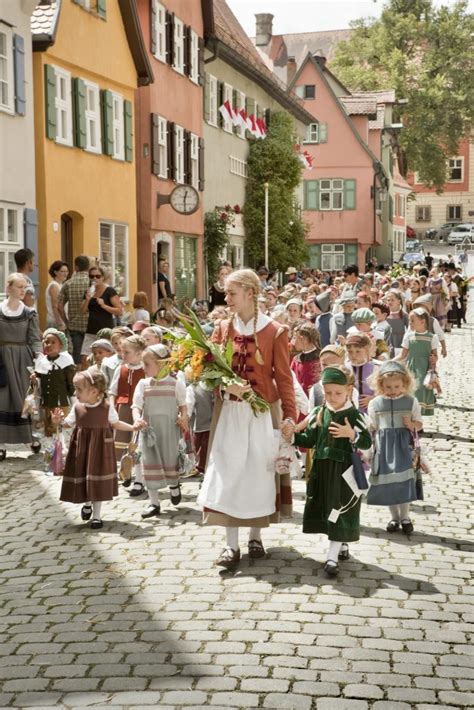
[31,0,152,324]
[0,0,38,296]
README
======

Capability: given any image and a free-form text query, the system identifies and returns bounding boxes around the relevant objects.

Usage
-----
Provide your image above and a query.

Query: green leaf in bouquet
[224,338,234,367]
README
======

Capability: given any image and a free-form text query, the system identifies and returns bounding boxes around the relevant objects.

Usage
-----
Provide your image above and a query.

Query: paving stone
[263,693,312,709]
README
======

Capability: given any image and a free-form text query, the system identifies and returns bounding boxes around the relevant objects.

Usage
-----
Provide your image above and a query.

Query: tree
[331,0,474,190]
[203,204,239,283]
[243,111,308,270]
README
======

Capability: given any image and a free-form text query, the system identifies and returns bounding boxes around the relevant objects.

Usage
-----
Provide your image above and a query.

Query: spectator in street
[14,248,36,308]
[45,260,69,329]
[158,257,173,301]
[425,252,434,270]
[342,264,362,294]
[79,266,122,367]
[131,291,151,324]
[58,255,90,365]
[257,266,271,291]
[209,264,232,311]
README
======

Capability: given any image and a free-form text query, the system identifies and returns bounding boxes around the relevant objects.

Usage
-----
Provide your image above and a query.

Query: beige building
[0,0,38,295]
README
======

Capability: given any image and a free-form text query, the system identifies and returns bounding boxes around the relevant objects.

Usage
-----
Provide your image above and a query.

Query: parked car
[399,251,425,267]
[406,225,416,239]
[427,221,463,242]
[405,239,424,253]
[447,224,474,245]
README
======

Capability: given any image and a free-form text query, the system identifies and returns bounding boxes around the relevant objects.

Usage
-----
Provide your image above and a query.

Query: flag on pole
[219,100,233,125]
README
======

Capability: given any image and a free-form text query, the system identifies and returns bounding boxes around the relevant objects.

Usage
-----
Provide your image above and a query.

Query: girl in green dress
[400,308,439,417]
[283,366,371,577]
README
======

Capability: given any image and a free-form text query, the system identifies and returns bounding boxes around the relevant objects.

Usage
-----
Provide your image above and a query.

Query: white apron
[197,399,278,519]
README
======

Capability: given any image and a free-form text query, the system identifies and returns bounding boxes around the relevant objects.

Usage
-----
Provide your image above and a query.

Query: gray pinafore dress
[140,376,180,490]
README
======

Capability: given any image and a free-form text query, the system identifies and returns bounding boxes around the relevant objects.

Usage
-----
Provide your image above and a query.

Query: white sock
[148,489,160,506]
[249,527,262,542]
[389,504,401,521]
[92,502,102,520]
[133,464,144,485]
[225,527,239,551]
[327,540,342,563]
[399,502,410,521]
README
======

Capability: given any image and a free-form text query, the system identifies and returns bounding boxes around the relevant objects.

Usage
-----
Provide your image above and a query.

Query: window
[173,17,184,74]
[152,1,166,62]
[305,123,319,143]
[392,230,406,254]
[190,133,199,189]
[111,92,124,160]
[236,90,246,139]
[0,203,23,297]
[207,74,218,126]
[321,244,345,270]
[295,85,315,99]
[99,221,128,299]
[175,235,197,301]
[320,179,343,210]
[0,24,14,114]
[229,156,248,178]
[395,194,406,218]
[84,80,101,153]
[189,29,199,84]
[174,124,185,183]
[448,157,463,182]
[415,205,431,222]
[157,116,167,178]
[447,205,462,220]
[55,67,73,146]
[223,83,233,133]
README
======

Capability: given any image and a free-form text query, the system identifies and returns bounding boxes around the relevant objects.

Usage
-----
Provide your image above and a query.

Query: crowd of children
[1,255,469,575]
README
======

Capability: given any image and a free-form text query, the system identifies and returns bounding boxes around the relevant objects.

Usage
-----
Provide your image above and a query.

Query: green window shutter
[97,0,106,20]
[304,180,319,210]
[204,74,210,122]
[198,37,205,86]
[13,34,26,115]
[264,108,271,128]
[232,88,238,134]
[101,89,114,156]
[72,78,86,148]
[218,81,224,127]
[319,123,328,143]
[308,244,321,269]
[44,64,57,140]
[124,99,133,162]
[344,179,356,210]
[389,194,394,223]
[175,236,197,301]
[150,0,157,54]
[345,243,358,264]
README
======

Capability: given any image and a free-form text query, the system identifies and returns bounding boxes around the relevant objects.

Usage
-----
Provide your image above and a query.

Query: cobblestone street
[0,299,473,710]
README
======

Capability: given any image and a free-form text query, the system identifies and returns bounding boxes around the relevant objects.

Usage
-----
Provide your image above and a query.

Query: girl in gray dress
[0,273,42,459]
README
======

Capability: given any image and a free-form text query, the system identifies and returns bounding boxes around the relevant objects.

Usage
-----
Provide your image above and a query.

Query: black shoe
[338,544,350,561]
[129,483,145,497]
[141,504,161,519]
[31,439,41,454]
[324,560,339,577]
[81,505,92,521]
[90,519,103,529]
[386,520,400,533]
[170,484,182,506]
[401,519,414,535]
[122,478,132,488]
[0,449,6,461]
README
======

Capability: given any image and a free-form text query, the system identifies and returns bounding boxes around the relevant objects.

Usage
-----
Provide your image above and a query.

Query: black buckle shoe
[401,519,414,535]
[338,544,350,561]
[81,505,92,521]
[170,484,182,506]
[324,560,339,577]
[141,504,161,519]
[129,483,145,497]
[386,520,400,533]
[90,519,103,529]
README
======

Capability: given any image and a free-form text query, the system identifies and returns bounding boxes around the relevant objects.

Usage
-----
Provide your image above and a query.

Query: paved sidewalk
[0,302,473,709]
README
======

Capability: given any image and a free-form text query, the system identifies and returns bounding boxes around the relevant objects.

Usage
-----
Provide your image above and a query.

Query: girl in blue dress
[367,361,423,535]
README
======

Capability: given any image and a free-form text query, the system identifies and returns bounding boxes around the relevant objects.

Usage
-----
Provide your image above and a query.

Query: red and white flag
[219,100,233,125]
[247,113,258,137]
[256,118,266,139]
[238,108,247,128]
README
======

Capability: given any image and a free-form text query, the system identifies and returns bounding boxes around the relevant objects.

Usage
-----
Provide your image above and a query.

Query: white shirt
[64,399,119,427]
[132,376,186,412]
[367,395,422,431]
[1,300,25,317]
[402,330,439,350]
[109,362,143,397]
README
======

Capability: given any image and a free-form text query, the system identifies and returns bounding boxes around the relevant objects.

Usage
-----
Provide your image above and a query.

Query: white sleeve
[352,386,359,409]
[186,385,196,418]
[108,402,119,424]
[109,366,121,396]
[132,378,146,411]
[175,378,187,407]
[367,399,377,430]
[432,317,446,343]
[401,331,411,349]
[63,403,77,427]
[411,397,423,424]
[431,333,440,349]
[292,372,309,416]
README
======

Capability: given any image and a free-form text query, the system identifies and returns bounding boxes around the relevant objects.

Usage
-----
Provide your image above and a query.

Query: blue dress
[367,394,417,506]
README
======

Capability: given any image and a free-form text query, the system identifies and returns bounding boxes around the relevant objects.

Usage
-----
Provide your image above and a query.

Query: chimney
[255,13,274,47]
[313,54,327,68]
[287,56,297,86]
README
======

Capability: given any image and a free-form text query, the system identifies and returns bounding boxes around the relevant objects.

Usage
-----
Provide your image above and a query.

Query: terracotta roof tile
[352,89,396,104]
[340,96,378,115]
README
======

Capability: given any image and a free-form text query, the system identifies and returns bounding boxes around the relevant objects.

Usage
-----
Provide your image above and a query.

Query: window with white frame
[448,157,463,182]
[0,202,23,296]
[223,83,233,133]
[190,29,199,84]
[174,124,185,183]
[304,123,319,143]
[55,67,73,146]
[173,17,184,74]
[153,1,166,63]
[84,80,101,153]
[320,179,343,210]
[207,74,218,126]
[158,115,167,179]
[0,24,14,114]
[229,156,248,178]
[190,133,199,189]
[447,205,462,220]
[111,92,124,160]
[321,244,345,270]
[236,90,246,139]
[415,205,431,222]
[99,221,128,299]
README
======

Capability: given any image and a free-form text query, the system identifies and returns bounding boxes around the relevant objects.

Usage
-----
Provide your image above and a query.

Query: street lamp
[264,181,269,267]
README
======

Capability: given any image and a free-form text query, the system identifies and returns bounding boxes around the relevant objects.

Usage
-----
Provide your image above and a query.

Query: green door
[175,236,197,303]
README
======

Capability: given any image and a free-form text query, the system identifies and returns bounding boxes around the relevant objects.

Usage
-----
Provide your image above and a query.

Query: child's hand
[133,419,147,431]
[403,416,416,432]
[177,415,189,434]
[51,407,64,425]
[30,373,37,385]
[328,417,355,441]
[359,394,373,409]
[294,416,309,433]
[281,421,295,441]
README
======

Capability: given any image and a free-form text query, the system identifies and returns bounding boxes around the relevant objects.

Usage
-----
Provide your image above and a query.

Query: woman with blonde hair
[198,268,296,569]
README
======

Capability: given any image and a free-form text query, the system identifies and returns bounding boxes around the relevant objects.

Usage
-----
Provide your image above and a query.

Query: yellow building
[31,0,152,324]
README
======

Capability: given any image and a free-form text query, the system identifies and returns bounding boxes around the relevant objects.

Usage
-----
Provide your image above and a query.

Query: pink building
[290,54,389,271]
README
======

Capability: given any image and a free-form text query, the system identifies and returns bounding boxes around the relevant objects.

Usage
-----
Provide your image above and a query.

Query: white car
[447,224,474,245]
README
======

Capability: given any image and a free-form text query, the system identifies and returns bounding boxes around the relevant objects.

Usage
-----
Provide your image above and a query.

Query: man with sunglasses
[58,255,90,365]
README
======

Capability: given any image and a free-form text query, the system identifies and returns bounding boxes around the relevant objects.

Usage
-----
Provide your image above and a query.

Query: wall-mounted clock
[169,184,200,215]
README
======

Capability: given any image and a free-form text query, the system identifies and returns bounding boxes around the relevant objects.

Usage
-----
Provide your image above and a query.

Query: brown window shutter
[167,120,175,180]
[198,137,205,192]
[198,37,205,86]
[150,0,157,55]
[166,11,174,66]
[184,130,192,185]
[232,88,238,134]
[184,25,191,77]
[218,81,224,127]
[151,113,160,176]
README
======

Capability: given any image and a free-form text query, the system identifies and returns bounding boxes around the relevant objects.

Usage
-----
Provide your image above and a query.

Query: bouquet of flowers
[160,309,270,416]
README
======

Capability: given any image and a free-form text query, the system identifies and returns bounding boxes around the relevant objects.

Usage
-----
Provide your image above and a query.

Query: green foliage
[204,205,238,283]
[243,111,308,270]
[331,0,474,190]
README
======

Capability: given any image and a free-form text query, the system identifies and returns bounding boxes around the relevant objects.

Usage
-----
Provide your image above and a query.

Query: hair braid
[253,294,264,365]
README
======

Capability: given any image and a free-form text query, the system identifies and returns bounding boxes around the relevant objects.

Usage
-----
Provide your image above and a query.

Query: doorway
[61,214,73,271]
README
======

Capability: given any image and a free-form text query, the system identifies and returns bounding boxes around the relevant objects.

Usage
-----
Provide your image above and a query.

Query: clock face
[170,185,200,215]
